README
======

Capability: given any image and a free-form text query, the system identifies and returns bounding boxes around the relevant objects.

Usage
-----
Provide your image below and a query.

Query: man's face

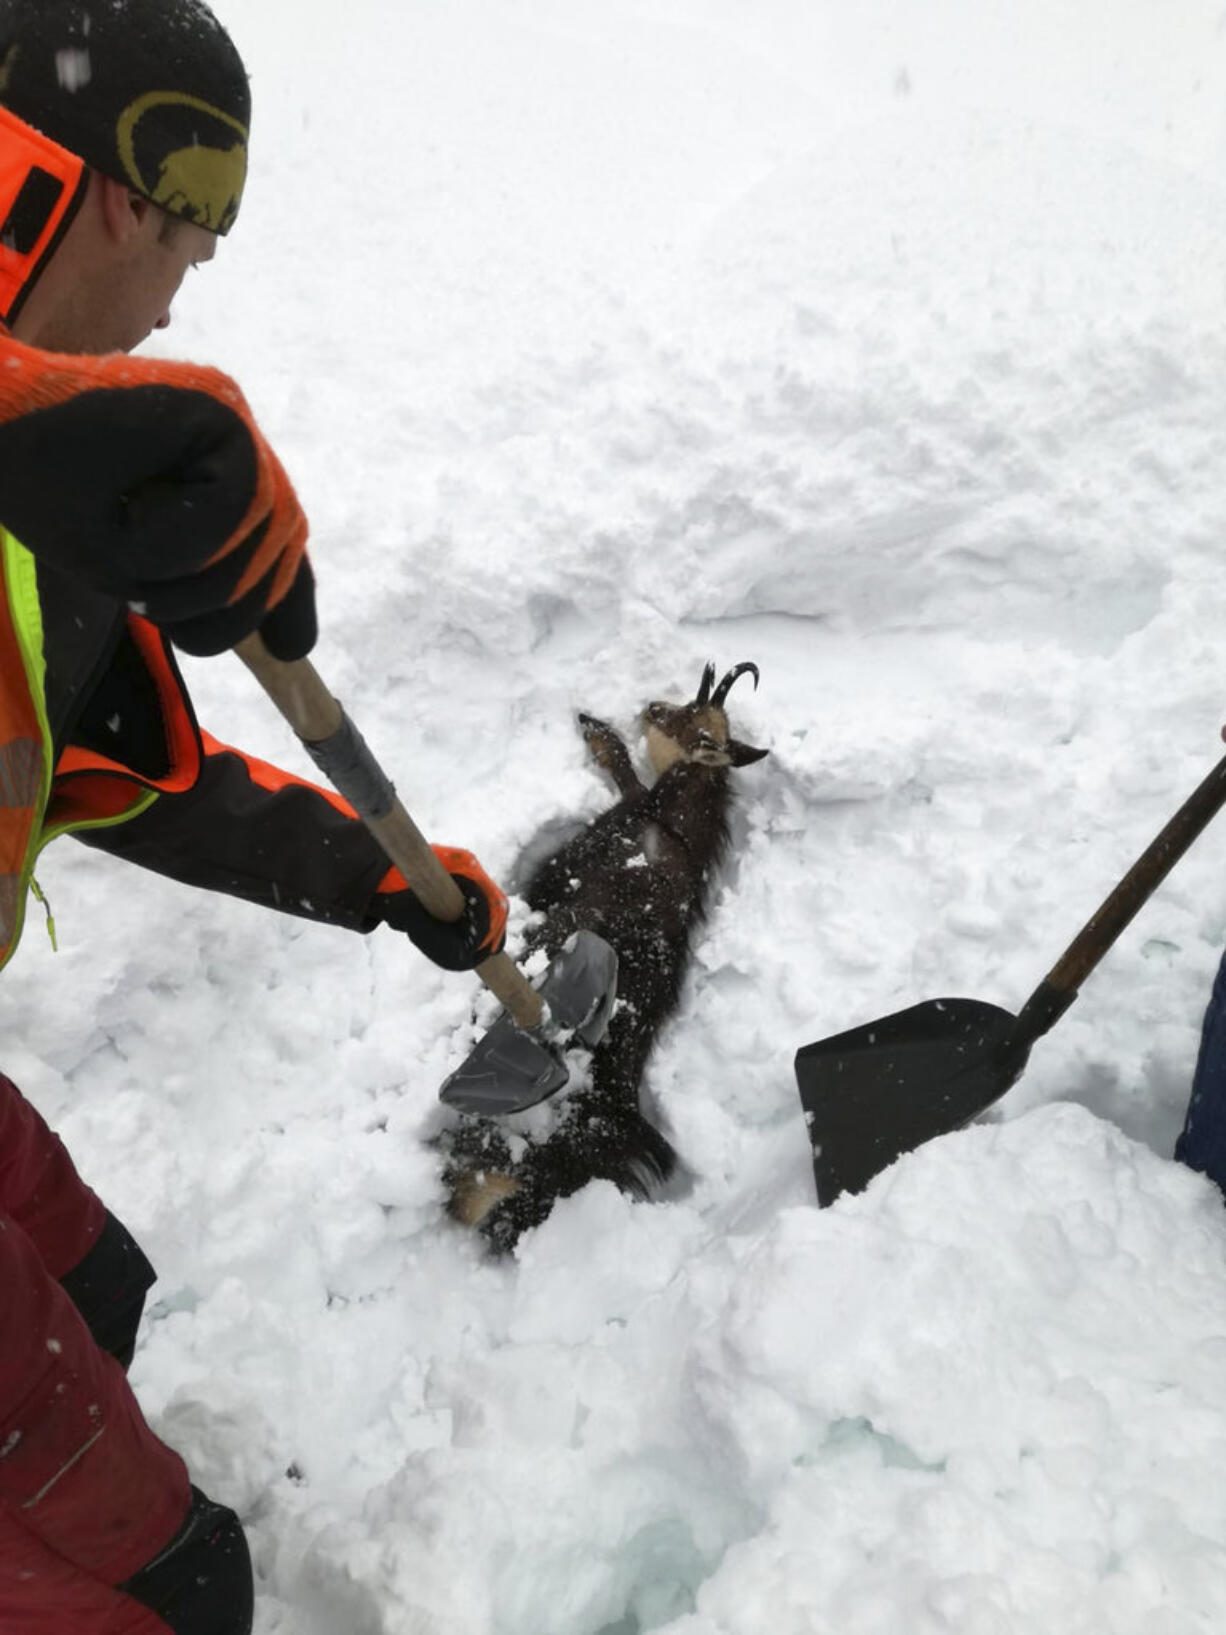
[110,211,218,354]
[10,178,222,357]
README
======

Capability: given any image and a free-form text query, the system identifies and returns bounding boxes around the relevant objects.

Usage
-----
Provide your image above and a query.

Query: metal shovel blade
[795,997,1030,1206]
[439,929,619,1115]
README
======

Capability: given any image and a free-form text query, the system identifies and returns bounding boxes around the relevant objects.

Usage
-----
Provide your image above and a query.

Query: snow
[7,0,1226,1628]
[54,49,92,92]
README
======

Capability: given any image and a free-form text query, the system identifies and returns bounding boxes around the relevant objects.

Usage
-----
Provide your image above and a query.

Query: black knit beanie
[0,0,249,235]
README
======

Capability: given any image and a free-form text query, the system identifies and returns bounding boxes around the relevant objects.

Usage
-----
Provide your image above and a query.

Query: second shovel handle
[1044,752,1226,1000]
[234,634,544,1030]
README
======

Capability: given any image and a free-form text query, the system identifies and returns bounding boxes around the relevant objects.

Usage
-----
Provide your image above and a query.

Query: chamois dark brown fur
[441,662,768,1252]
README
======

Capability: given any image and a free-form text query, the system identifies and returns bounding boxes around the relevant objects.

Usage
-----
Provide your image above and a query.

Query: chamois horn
[710,662,760,708]
[695,663,717,706]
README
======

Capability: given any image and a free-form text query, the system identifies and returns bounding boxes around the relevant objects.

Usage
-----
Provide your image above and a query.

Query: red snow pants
[0,1073,239,1633]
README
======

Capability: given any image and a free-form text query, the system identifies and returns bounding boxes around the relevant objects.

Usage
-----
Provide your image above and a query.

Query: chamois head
[641,662,769,776]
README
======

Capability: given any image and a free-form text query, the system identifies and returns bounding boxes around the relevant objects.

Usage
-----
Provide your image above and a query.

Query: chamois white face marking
[642,702,731,776]
[643,722,684,775]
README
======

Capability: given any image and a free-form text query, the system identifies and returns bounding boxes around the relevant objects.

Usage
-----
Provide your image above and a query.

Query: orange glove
[375,847,509,971]
[0,329,313,658]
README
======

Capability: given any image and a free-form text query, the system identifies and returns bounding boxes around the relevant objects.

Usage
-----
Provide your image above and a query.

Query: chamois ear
[727,739,769,767]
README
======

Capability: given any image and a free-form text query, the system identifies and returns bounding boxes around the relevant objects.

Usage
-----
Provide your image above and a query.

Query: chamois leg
[578,713,643,799]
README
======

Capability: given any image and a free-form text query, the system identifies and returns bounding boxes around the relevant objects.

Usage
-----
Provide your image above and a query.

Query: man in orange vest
[0,3,507,1630]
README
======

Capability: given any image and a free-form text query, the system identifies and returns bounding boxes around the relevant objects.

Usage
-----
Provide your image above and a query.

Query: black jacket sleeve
[74,742,389,932]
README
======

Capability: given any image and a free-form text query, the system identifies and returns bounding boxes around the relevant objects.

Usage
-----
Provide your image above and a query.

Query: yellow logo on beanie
[117,90,248,234]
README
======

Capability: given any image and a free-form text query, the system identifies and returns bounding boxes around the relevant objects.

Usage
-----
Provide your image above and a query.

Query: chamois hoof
[444,1109,680,1255]
[577,712,621,766]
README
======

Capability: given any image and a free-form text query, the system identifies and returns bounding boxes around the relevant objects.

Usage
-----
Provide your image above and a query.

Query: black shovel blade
[439,929,619,1116]
[795,998,1030,1206]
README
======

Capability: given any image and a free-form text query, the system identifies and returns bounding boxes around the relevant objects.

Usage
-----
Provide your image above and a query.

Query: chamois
[440,662,768,1251]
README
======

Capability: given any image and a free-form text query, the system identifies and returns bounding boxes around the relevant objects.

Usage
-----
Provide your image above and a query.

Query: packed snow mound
[383,110,1226,652]
[662,1104,1226,1635]
[251,1107,1226,1635]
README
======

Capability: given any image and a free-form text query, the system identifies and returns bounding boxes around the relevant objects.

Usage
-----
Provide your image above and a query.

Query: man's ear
[97,175,151,245]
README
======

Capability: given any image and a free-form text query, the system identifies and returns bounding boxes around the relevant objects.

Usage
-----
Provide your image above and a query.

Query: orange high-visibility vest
[0,531,161,971]
[0,530,46,966]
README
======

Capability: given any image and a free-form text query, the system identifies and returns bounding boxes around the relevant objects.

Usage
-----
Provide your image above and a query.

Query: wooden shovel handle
[234,634,544,1030]
[1043,752,1226,999]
